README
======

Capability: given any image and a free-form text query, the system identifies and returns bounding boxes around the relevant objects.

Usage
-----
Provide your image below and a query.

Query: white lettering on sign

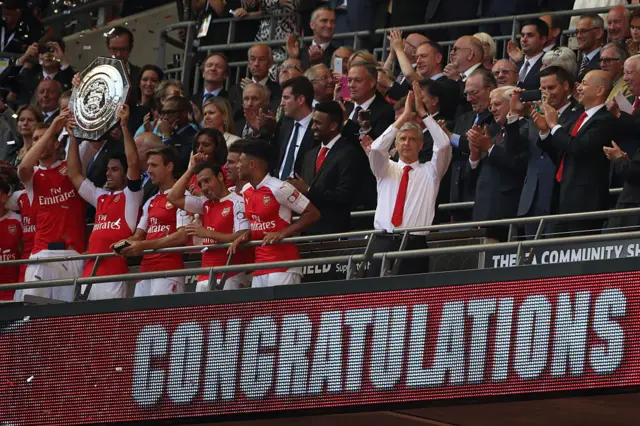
[130,288,628,406]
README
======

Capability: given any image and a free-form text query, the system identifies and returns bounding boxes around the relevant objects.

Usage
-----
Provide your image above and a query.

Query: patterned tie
[519,60,530,82]
[391,165,412,227]
[556,112,588,183]
[315,146,329,173]
[242,123,252,138]
[280,122,300,180]
[578,55,589,80]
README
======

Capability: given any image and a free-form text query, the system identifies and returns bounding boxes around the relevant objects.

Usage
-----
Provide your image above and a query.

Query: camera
[38,44,55,55]
[519,89,542,103]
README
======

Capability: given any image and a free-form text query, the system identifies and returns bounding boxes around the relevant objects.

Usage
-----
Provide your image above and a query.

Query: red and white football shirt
[0,211,22,299]
[242,174,310,276]
[79,179,144,277]
[7,189,36,258]
[24,161,86,254]
[184,192,250,280]
[137,189,190,273]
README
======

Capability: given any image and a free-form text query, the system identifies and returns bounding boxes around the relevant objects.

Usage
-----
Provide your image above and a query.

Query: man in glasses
[159,95,197,172]
[576,14,605,82]
[492,59,519,87]
[305,64,335,107]
[600,42,631,101]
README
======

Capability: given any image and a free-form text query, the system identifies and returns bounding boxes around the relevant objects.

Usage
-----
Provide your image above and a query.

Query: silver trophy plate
[70,57,130,141]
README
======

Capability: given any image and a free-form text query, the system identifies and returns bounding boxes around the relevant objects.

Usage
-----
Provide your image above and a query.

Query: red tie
[556,112,588,183]
[391,165,412,227]
[315,147,329,173]
[634,97,640,114]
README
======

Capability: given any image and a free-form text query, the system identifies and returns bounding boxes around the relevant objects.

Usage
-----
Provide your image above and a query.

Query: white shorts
[15,250,85,303]
[134,277,185,297]
[196,273,249,292]
[83,281,127,300]
[251,271,302,288]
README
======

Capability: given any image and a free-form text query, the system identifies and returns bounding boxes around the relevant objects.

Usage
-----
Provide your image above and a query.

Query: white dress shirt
[253,76,269,86]
[278,112,313,179]
[312,40,331,50]
[348,94,376,120]
[519,51,544,81]
[317,134,340,160]
[541,103,604,139]
[369,116,453,234]
[462,63,482,81]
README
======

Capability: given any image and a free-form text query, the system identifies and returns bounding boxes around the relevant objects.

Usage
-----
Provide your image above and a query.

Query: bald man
[607,5,631,43]
[536,70,616,234]
[492,60,519,87]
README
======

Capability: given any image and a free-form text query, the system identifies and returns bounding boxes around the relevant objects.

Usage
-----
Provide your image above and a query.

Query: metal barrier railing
[2,206,640,294]
[41,0,124,34]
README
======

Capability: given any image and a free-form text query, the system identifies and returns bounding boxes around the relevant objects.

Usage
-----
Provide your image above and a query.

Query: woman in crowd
[129,64,164,134]
[10,105,43,168]
[202,97,240,147]
[188,128,229,195]
[474,32,497,69]
[254,0,300,80]
[628,8,640,55]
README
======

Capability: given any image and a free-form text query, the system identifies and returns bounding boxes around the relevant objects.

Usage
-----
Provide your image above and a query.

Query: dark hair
[193,128,228,165]
[106,26,134,50]
[470,67,497,88]
[228,140,247,154]
[39,35,65,52]
[420,79,456,120]
[314,101,344,131]
[0,178,10,195]
[281,76,315,108]
[420,40,443,58]
[139,64,164,85]
[108,151,128,175]
[193,161,223,177]
[539,65,575,87]
[239,139,273,165]
[522,18,550,38]
[146,145,178,166]
[164,95,191,112]
[550,16,565,30]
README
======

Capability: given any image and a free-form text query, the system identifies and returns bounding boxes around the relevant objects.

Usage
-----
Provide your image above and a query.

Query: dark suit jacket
[228,79,282,120]
[448,109,494,216]
[272,116,317,180]
[611,109,640,209]
[191,88,229,110]
[299,42,337,70]
[341,92,395,141]
[578,50,601,82]
[163,125,198,173]
[518,100,583,217]
[43,110,60,125]
[539,106,615,216]
[128,63,142,106]
[8,65,75,106]
[517,56,543,91]
[300,138,365,234]
[470,119,529,221]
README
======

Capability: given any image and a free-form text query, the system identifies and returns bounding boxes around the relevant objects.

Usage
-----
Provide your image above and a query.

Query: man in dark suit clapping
[533,70,615,234]
[287,101,370,235]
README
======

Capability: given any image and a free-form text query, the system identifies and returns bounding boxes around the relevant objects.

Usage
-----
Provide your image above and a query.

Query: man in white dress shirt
[365,92,452,276]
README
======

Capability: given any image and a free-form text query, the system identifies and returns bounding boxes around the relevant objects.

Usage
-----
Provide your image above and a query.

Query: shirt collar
[463,62,482,79]
[253,76,269,86]
[543,43,556,52]
[524,51,544,67]
[256,173,271,189]
[44,108,58,118]
[355,94,376,110]
[585,103,605,118]
[312,39,331,50]
[312,99,319,107]
[430,72,444,81]
[557,101,572,116]
[296,112,313,128]
[38,160,62,170]
[204,86,223,97]
[322,134,341,149]
[42,71,57,80]
[585,47,601,61]
[176,124,191,135]
[219,192,235,203]
[397,159,420,169]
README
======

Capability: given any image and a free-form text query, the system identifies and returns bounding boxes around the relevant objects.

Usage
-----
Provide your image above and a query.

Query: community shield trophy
[70,57,130,141]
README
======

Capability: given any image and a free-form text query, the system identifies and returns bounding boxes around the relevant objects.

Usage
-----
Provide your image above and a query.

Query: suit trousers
[365,233,430,277]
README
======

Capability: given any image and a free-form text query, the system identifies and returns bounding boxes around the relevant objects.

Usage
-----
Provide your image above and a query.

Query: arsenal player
[65,104,143,300]
[168,157,250,291]
[0,178,22,300]
[16,110,86,302]
[116,146,190,297]
[231,140,320,287]
[224,140,247,192]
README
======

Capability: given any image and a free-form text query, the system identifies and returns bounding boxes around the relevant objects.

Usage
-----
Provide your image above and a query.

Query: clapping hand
[603,141,626,161]
[530,103,550,133]
[542,103,559,129]
[467,124,492,153]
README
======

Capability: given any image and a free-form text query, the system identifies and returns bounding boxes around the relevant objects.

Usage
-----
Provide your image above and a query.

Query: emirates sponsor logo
[22,225,36,234]
[250,215,276,231]
[148,224,171,235]
[93,217,123,231]
[203,226,217,244]
[1,249,16,261]
[38,187,76,206]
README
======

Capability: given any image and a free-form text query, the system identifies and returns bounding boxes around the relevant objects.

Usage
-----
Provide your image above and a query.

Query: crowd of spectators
[2,1,640,302]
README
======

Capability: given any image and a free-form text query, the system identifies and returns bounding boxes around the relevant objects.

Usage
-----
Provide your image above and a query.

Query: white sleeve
[137,197,153,232]
[6,190,21,212]
[233,198,250,232]
[272,180,310,215]
[176,207,191,229]
[184,195,205,215]
[78,179,106,207]
[368,125,397,178]
[124,187,144,233]
[424,114,453,181]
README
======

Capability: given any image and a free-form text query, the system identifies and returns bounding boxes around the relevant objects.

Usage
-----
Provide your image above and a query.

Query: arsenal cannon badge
[70,57,131,141]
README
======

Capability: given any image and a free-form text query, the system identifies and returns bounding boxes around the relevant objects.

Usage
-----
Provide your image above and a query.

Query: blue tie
[203,93,214,105]
[280,122,300,180]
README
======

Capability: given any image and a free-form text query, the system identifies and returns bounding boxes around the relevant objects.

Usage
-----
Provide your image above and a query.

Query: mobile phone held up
[519,89,542,103]
[360,110,371,121]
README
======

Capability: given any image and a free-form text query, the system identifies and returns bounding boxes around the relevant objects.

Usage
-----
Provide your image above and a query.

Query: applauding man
[66,104,142,300]
[168,156,251,291]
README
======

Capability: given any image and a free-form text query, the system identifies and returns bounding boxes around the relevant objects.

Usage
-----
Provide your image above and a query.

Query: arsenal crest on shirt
[8,224,17,235]
[114,194,121,203]
[166,201,174,209]
[222,207,231,217]
[59,166,68,176]
[263,195,271,206]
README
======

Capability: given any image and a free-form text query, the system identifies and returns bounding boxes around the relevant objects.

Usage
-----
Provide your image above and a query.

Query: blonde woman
[474,32,497,69]
[202,97,240,147]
